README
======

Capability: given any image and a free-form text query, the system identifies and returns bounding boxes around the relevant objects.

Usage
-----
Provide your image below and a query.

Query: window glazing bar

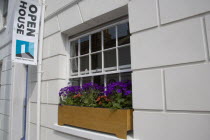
[78,39,81,76]
[89,35,92,75]
[101,31,104,73]
[116,26,119,71]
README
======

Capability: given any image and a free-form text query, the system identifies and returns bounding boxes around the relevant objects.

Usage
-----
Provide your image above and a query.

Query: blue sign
[16,40,34,59]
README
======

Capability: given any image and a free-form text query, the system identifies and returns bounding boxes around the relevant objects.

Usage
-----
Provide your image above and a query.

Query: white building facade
[0,0,210,140]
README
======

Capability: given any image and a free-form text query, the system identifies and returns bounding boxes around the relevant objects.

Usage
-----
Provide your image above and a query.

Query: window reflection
[121,72,132,82]
[71,78,80,86]
[93,75,104,86]
[80,36,89,55]
[82,77,91,84]
[80,56,89,73]
[104,49,116,70]
[104,27,116,49]
[91,53,102,73]
[107,74,119,84]
[118,23,130,46]
[70,40,78,57]
[119,46,131,69]
[71,58,78,73]
[91,32,101,52]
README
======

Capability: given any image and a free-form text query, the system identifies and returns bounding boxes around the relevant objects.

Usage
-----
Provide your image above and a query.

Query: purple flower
[116,89,122,93]
[125,90,132,95]
[81,82,104,92]
[104,81,132,96]
[59,81,132,97]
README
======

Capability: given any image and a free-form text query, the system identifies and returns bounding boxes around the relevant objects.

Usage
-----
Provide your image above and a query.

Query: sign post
[12,0,41,65]
[11,1,42,140]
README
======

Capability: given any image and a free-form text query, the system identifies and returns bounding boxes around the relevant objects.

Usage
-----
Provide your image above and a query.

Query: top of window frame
[68,19,129,43]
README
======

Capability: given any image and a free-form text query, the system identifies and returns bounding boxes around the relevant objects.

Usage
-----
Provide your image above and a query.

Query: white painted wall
[129,0,210,140]
[28,0,130,140]
[28,0,210,140]
[0,0,27,140]
[0,47,11,140]
[0,0,12,137]
[1,0,210,140]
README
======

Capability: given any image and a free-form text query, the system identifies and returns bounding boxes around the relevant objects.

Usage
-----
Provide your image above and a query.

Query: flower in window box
[58,81,133,139]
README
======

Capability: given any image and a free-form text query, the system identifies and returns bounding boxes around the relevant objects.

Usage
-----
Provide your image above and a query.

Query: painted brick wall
[28,0,129,140]
[0,61,10,140]
[0,60,11,134]
[129,0,210,140]
[0,0,21,139]
[26,0,210,140]
[0,3,13,138]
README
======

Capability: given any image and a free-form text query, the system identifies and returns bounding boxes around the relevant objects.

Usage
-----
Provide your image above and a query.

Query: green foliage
[60,91,132,109]
[59,82,132,109]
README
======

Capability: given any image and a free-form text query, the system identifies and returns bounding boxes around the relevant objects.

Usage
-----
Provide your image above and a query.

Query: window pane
[107,74,119,84]
[80,36,89,55]
[3,0,8,17]
[118,23,130,46]
[91,53,102,73]
[91,32,101,52]
[82,77,91,84]
[119,46,131,69]
[80,56,89,73]
[70,58,78,74]
[93,75,104,86]
[104,49,116,70]
[104,27,116,49]
[70,40,78,57]
[71,78,80,86]
[121,72,131,82]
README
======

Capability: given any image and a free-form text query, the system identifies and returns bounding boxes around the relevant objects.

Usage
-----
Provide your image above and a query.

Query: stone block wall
[26,0,210,140]
[129,0,210,140]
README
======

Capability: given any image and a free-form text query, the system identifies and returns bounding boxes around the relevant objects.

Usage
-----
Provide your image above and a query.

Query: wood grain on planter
[58,105,133,139]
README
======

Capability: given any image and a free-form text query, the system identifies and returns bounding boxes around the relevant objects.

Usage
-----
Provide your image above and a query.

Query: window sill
[0,25,6,33]
[53,124,136,140]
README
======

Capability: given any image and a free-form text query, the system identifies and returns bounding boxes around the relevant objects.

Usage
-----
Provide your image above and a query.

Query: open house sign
[12,0,41,65]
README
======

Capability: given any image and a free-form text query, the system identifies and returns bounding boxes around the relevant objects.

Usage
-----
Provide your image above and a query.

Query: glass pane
[93,75,104,86]
[80,56,89,73]
[82,77,91,84]
[119,46,131,69]
[80,36,89,55]
[104,27,116,49]
[70,58,78,74]
[107,74,119,84]
[91,53,102,73]
[91,32,101,52]
[118,23,130,46]
[104,49,116,70]
[70,40,78,57]
[3,0,8,17]
[121,72,132,82]
[70,78,80,86]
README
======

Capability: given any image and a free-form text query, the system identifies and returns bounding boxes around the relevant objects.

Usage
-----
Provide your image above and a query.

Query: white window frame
[67,19,132,86]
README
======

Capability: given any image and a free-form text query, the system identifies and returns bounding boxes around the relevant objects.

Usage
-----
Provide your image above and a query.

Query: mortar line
[131,11,210,36]
[77,3,84,23]
[134,109,210,114]
[56,15,61,31]
[155,0,161,27]
[161,69,167,112]
[132,60,205,72]
[201,17,210,62]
